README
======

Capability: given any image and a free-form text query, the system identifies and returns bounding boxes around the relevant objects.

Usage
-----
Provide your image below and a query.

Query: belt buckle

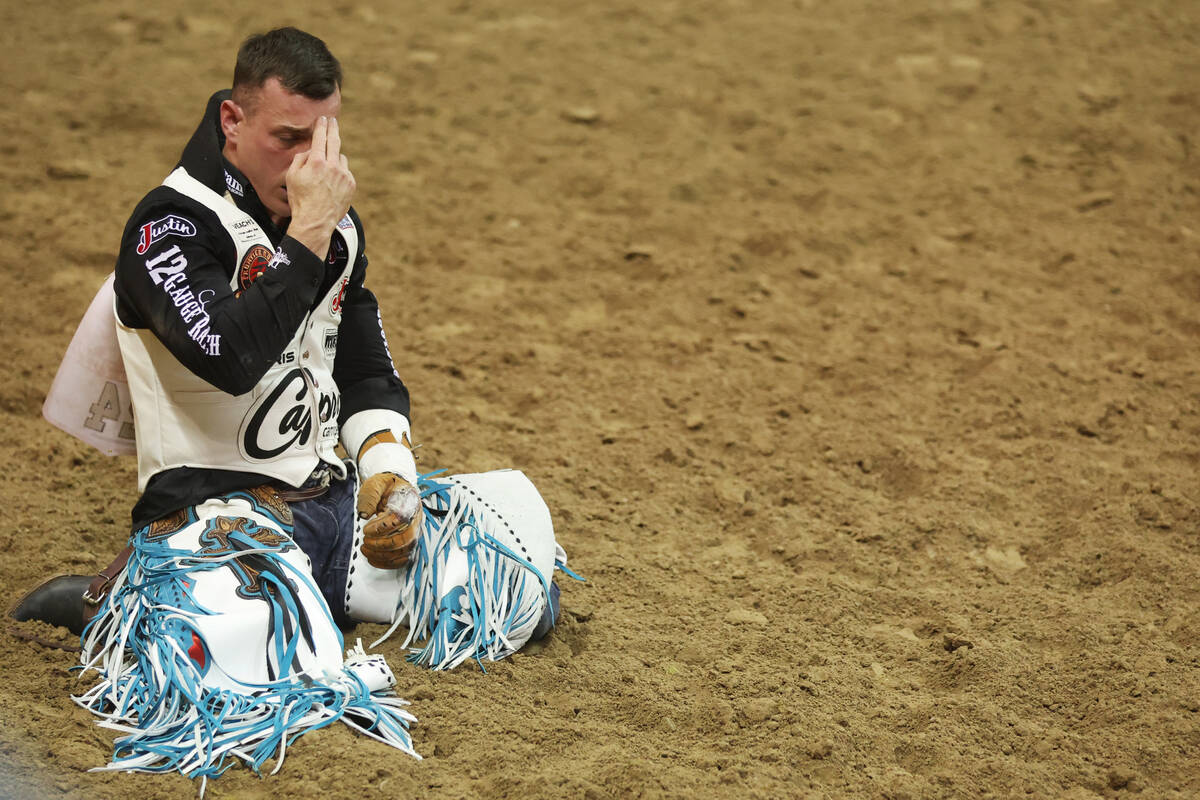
[311,465,332,490]
[82,576,113,606]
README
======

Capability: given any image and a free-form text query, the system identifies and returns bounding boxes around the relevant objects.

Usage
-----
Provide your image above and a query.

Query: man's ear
[219,99,243,145]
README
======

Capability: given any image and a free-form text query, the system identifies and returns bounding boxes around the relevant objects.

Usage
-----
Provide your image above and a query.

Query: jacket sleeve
[113,189,327,396]
[333,212,412,427]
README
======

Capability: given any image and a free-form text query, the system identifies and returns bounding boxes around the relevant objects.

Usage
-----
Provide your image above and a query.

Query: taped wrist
[358,441,417,486]
[342,409,416,483]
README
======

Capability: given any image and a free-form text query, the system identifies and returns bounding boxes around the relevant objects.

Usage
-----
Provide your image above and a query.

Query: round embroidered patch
[238,244,274,289]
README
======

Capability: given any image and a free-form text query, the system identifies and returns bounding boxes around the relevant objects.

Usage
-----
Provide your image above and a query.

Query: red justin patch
[238,244,274,290]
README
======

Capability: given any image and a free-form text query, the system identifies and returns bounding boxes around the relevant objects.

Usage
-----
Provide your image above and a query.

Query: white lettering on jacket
[144,245,222,356]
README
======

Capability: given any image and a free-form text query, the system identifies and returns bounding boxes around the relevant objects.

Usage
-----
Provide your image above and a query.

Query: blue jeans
[289,473,357,629]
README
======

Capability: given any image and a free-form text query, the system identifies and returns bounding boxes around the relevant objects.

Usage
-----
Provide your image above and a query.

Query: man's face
[220,77,342,222]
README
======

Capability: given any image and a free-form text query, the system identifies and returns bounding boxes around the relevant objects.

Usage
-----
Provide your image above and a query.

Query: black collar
[178,90,283,237]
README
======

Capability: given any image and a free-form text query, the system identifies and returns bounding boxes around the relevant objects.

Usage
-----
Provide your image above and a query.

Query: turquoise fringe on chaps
[373,470,576,670]
[73,491,418,787]
[72,469,576,787]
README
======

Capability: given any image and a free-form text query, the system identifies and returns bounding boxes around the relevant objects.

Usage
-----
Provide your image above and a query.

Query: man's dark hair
[232,27,342,107]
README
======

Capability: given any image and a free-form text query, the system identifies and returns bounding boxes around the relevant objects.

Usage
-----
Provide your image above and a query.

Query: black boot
[9,575,91,636]
[529,580,561,642]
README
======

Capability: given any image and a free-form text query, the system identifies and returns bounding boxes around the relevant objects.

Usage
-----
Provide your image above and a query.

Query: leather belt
[274,483,329,502]
[273,465,333,503]
[79,465,336,619]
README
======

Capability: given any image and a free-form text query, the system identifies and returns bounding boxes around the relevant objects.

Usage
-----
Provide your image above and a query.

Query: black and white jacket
[114,90,410,530]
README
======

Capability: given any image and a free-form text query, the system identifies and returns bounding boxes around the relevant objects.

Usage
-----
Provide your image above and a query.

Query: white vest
[117,167,358,491]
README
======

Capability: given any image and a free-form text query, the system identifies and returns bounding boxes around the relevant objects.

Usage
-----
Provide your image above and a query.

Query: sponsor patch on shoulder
[337,215,354,231]
[224,171,244,197]
[136,214,197,255]
[238,244,274,289]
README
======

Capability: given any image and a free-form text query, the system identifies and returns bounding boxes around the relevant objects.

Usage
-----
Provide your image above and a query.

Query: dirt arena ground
[1,0,1198,797]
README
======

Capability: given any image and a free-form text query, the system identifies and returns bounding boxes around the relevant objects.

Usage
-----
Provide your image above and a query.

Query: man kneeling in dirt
[17,27,426,631]
[13,29,566,779]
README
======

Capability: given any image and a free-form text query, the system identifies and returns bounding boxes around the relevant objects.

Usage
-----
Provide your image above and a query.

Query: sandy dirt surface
[1,0,1198,797]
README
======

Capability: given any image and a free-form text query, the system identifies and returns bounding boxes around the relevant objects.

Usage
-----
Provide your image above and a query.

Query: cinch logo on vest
[240,368,339,461]
[136,215,197,255]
